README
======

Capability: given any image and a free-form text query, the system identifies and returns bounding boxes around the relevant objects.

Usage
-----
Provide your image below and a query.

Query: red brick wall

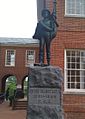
[0,45,39,91]
[63,94,85,119]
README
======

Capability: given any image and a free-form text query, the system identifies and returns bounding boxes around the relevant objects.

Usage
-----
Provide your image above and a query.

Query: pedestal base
[26,66,64,119]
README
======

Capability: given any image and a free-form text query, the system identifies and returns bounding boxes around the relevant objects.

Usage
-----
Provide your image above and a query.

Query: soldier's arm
[40,21,53,31]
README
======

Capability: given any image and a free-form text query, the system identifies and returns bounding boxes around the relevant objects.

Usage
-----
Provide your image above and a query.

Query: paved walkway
[0,101,26,119]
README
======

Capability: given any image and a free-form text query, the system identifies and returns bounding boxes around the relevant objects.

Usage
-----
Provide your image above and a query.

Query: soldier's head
[42,9,50,18]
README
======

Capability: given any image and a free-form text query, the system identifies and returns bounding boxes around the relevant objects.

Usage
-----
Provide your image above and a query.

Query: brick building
[0,38,39,92]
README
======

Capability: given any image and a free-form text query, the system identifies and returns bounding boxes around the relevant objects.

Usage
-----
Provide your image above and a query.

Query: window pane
[76,63,80,69]
[71,57,75,62]
[67,83,70,89]
[67,57,70,62]
[71,63,75,68]
[76,57,80,63]
[71,77,75,82]
[71,70,75,76]
[67,63,70,68]
[67,77,70,82]
[76,82,80,89]
[71,83,75,88]
[76,77,80,82]
[67,70,70,76]
[76,70,80,75]
[66,51,70,56]
[72,51,75,56]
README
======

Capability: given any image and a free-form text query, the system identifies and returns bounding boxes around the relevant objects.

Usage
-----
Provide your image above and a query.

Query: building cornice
[0,37,39,47]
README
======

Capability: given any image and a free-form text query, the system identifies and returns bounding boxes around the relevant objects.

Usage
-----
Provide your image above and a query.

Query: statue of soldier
[33,5,58,65]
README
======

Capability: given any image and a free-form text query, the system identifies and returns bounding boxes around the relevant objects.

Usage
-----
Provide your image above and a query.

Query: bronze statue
[33,0,58,65]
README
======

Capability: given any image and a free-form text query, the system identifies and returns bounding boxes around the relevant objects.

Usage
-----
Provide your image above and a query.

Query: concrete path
[0,101,26,119]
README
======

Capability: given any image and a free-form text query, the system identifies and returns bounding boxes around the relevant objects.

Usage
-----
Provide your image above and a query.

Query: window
[26,50,35,66]
[5,49,15,66]
[65,50,85,92]
[65,0,85,17]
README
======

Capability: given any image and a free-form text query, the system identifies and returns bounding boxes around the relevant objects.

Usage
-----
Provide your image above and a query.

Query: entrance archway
[1,75,17,93]
[6,76,17,91]
[22,76,28,97]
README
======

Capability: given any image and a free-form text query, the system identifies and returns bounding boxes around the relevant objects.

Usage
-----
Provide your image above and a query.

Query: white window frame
[25,50,35,66]
[65,0,85,17]
[64,49,85,93]
[5,49,16,67]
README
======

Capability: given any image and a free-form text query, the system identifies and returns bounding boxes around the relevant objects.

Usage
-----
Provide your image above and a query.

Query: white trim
[25,50,35,67]
[64,14,85,18]
[64,49,67,92]
[5,49,16,67]
[64,49,85,93]
[64,89,85,93]
[65,0,67,16]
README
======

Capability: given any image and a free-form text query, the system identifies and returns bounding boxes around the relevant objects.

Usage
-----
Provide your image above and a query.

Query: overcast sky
[0,0,37,38]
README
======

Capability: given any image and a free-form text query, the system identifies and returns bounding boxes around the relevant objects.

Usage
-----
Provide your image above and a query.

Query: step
[12,98,27,110]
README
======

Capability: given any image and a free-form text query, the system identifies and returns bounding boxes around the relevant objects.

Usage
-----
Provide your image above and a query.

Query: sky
[0,0,37,38]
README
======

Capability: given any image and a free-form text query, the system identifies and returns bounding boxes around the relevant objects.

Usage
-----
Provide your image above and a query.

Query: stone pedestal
[26,66,64,119]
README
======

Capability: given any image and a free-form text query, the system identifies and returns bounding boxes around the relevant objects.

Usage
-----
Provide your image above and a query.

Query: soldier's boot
[39,52,44,65]
[47,53,50,66]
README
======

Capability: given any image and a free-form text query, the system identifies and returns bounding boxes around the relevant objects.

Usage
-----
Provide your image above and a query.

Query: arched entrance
[1,74,17,93]
[22,75,28,97]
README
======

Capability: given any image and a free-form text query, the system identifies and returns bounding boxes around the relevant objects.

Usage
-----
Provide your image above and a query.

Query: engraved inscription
[29,88,60,106]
